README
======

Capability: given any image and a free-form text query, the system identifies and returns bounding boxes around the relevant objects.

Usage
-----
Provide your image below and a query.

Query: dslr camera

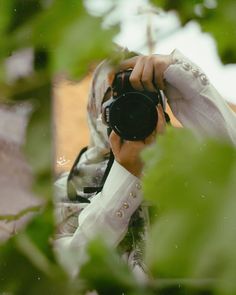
[102,70,165,141]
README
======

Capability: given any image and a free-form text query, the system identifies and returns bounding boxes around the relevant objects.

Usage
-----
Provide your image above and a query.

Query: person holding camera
[54,49,236,278]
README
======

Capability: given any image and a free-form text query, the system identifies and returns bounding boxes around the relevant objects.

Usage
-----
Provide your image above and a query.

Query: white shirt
[54,49,236,277]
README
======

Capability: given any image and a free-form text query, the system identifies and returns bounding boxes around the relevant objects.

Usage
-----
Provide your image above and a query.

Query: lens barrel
[102,70,163,141]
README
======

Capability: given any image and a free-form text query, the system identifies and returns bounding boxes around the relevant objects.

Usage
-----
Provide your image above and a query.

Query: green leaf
[7,80,53,200]
[7,0,44,33]
[52,15,119,78]
[80,237,149,295]
[0,207,72,295]
[150,0,236,63]
[199,0,236,63]
[143,127,236,294]
[0,0,11,36]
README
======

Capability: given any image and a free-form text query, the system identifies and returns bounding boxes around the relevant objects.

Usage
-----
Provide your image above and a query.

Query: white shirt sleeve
[54,160,142,276]
[164,49,236,146]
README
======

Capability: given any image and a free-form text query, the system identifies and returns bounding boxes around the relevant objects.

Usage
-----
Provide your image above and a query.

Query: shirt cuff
[101,160,143,219]
[78,160,143,245]
[163,49,236,145]
[164,49,208,102]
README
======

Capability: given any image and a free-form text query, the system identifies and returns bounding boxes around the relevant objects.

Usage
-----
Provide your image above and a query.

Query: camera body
[102,70,163,141]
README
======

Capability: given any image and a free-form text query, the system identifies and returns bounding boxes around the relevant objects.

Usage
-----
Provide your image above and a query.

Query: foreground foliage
[0,0,236,294]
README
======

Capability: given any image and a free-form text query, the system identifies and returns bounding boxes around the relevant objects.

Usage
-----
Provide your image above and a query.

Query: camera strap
[94,149,114,194]
[67,146,91,202]
[164,111,170,123]
[80,150,113,196]
[67,146,114,201]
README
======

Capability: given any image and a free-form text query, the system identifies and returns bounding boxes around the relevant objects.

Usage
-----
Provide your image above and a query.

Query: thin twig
[0,205,42,222]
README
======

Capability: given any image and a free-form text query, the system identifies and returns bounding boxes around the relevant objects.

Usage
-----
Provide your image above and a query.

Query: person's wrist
[117,159,143,178]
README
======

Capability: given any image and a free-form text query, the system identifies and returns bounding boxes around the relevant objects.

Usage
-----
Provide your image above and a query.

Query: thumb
[109,131,122,155]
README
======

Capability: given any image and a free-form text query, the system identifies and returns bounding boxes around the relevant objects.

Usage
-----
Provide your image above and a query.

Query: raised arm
[164,49,236,145]
[54,161,142,276]
[120,49,236,145]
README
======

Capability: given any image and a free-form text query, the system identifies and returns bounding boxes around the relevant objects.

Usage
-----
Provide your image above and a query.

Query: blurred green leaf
[24,203,54,257]
[151,0,204,23]
[199,0,236,63]
[52,15,118,78]
[0,0,11,36]
[151,0,236,63]
[4,0,118,78]
[0,208,71,295]
[8,0,43,33]
[80,237,150,295]
[23,83,52,199]
[143,127,236,295]
[8,79,53,200]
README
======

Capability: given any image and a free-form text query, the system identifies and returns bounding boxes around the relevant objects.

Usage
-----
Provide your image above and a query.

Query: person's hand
[119,54,172,91]
[109,104,166,178]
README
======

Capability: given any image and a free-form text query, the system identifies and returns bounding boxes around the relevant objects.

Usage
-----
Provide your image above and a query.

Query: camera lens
[109,92,158,140]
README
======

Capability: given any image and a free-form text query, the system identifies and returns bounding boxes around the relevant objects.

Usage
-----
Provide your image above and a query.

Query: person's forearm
[73,161,142,249]
[54,160,142,276]
[164,49,236,145]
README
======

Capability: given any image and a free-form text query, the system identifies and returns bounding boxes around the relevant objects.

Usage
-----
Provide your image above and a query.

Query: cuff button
[200,74,208,85]
[122,202,129,209]
[182,62,191,71]
[116,210,123,218]
[192,68,200,77]
[135,183,142,190]
[129,192,136,198]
